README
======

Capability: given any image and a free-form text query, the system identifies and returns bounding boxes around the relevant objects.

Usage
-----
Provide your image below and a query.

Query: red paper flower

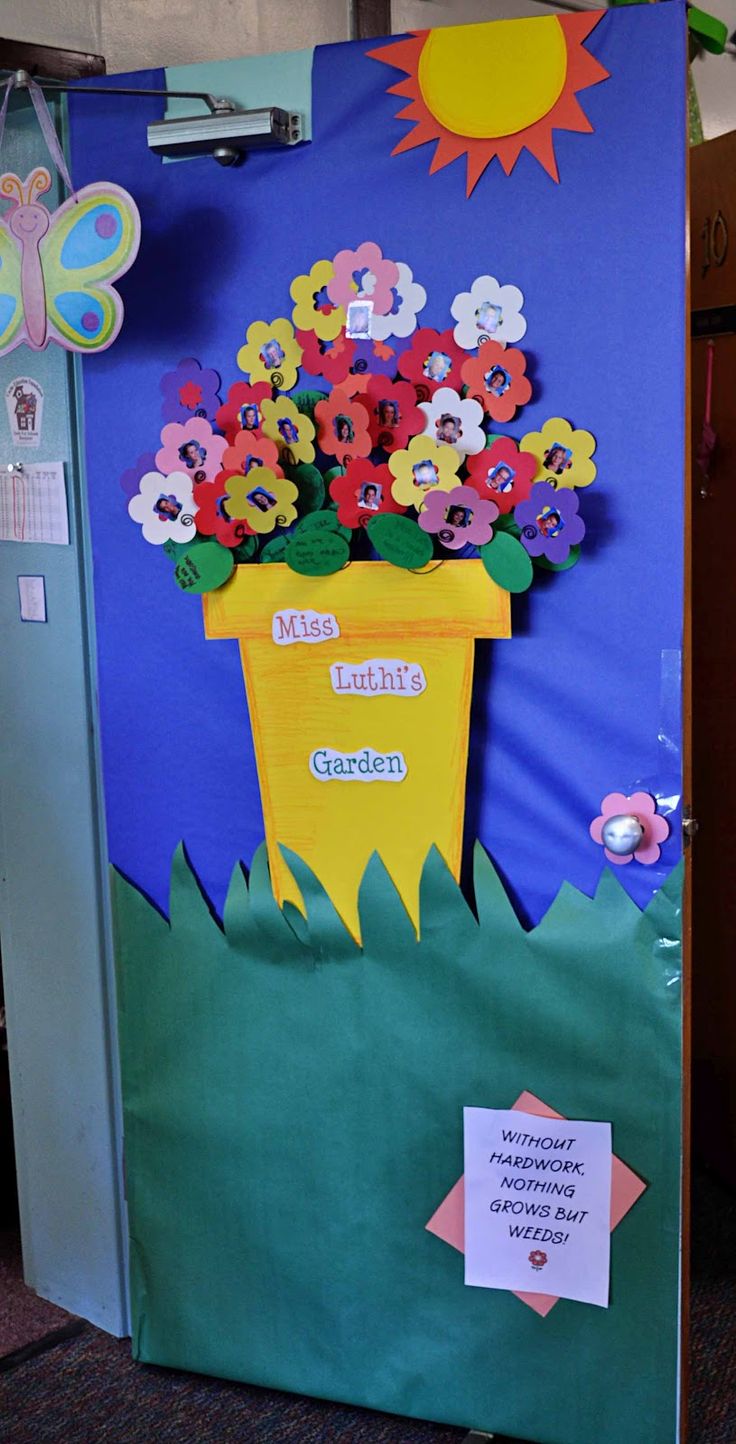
[461,339,532,423]
[221,431,283,480]
[179,380,202,410]
[397,327,466,403]
[362,376,424,452]
[529,1250,548,1271]
[465,437,537,514]
[314,388,371,464]
[215,381,271,442]
[329,461,405,528]
[297,328,356,386]
[194,473,255,547]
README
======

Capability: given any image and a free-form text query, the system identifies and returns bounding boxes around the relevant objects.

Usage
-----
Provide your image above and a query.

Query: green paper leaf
[323,466,345,485]
[533,544,581,573]
[295,510,351,542]
[260,535,290,564]
[286,463,325,517]
[480,531,534,593]
[173,540,234,593]
[231,534,258,563]
[285,530,350,576]
[163,534,204,561]
[493,513,521,536]
[367,514,433,570]
[290,389,328,418]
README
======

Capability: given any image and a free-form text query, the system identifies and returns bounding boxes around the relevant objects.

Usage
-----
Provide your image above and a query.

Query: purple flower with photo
[160,358,222,424]
[515,480,585,564]
[120,452,156,498]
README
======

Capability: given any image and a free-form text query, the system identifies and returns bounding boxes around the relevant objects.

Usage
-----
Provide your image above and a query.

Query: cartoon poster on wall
[69,6,687,1443]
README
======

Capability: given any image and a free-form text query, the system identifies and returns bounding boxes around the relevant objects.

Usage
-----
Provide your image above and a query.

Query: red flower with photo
[194,473,255,547]
[297,328,356,386]
[329,461,405,529]
[465,436,537,514]
[461,339,532,423]
[397,327,467,403]
[215,381,271,442]
[362,376,424,452]
[314,389,372,465]
[221,431,283,480]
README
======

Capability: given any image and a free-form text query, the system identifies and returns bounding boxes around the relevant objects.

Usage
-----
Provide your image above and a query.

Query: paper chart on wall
[0,462,69,545]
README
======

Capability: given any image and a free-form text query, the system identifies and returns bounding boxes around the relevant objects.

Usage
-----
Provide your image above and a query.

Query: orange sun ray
[368,13,610,193]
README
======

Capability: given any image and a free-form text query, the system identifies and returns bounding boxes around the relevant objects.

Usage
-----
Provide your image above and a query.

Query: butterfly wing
[0,223,24,357]
[40,183,141,353]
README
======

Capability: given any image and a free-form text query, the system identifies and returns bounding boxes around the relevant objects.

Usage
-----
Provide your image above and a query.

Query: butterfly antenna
[27,167,52,204]
[0,173,23,206]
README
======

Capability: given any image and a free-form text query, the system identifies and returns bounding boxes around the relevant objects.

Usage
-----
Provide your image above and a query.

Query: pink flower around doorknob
[589,792,669,866]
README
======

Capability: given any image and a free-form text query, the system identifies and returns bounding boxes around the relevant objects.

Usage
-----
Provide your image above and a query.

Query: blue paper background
[69,2,686,926]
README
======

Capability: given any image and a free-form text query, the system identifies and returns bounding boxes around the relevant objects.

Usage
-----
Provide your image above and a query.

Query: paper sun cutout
[451,275,527,349]
[222,468,298,534]
[418,386,486,457]
[261,396,316,465]
[389,434,462,510]
[515,480,585,563]
[521,416,597,490]
[236,318,302,390]
[156,417,226,484]
[371,261,427,342]
[461,341,532,423]
[590,792,670,866]
[329,460,405,528]
[466,437,537,514]
[315,389,371,464]
[368,13,609,192]
[418,483,497,549]
[128,470,197,545]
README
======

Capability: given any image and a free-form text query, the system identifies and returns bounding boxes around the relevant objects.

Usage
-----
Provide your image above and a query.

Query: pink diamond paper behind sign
[425,1090,647,1317]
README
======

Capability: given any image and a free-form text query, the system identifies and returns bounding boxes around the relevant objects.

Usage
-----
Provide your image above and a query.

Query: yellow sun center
[417,18,568,140]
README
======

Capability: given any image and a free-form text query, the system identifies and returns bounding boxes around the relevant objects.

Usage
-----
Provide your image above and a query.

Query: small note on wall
[0,462,68,545]
[463,1107,612,1307]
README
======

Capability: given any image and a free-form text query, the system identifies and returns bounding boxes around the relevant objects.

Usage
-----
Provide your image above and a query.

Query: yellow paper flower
[261,397,316,465]
[236,318,302,390]
[389,434,462,511]
[223,467,298,535]
[520,416,597,490]
[290,259,346,342]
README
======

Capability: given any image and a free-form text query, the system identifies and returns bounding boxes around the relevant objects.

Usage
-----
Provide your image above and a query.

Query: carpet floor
[0,1170,733,1443]
[0,1230,77,1358]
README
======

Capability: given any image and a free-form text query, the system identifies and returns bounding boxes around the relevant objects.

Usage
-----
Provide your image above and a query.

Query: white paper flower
[128,470,198,545]
[418,387,486,457]
[372,262,427,341]
[451,276,527,351]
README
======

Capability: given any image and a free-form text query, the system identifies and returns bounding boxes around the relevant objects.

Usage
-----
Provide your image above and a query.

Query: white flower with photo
[451,275,527,351]
[128,470,198,545]
[418,386,486,457]
[372,261,428,341]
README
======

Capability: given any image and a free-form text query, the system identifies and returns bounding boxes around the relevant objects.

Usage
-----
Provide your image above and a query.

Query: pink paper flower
[327,241,400,316]
[589,792,670,866]
[156,418,226,484]
[418,483,497,551]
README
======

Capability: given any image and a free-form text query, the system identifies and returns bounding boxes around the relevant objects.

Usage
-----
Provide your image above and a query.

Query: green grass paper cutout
[113,845,683,1444]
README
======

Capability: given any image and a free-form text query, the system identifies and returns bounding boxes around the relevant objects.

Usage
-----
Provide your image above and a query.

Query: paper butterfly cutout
[0,166,141,357]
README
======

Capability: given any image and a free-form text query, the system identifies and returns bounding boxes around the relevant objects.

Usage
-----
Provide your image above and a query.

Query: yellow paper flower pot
[203,560,510,939]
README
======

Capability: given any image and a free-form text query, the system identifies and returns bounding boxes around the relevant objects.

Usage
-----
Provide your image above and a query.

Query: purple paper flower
[120,452,156,498]
[515,480,585,563]
[350,335,411,381]
[160,358,222,424]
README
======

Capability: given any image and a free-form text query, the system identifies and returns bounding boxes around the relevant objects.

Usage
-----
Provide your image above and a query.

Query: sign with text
[463,1107,612,1307]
